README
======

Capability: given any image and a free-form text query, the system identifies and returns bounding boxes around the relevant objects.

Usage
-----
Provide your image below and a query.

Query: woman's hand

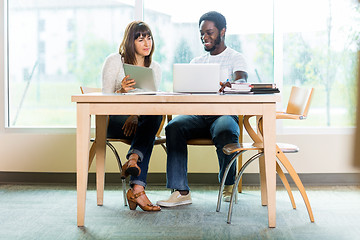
[117,75,136,93]
[122,115,139,136]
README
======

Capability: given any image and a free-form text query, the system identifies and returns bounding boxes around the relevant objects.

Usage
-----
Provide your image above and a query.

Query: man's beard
[204,34,221,52]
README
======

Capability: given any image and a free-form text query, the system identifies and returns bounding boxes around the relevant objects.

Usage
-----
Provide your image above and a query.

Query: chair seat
[276,112,306,120]
[223,142,299,155]
[91,136,166,145]
[223,143,264,155]
[187,138,214,145]
[154,136,167,144]
[277,143,299,153]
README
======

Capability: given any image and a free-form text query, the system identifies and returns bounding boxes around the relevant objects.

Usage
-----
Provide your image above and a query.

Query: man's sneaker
[222,185,234,202]
[156,191,192,207]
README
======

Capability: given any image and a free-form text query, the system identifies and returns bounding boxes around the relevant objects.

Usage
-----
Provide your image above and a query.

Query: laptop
[173,63,221,93]
[123,63,157,92]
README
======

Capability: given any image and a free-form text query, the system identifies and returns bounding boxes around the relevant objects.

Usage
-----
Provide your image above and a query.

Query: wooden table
[71,93,281,227]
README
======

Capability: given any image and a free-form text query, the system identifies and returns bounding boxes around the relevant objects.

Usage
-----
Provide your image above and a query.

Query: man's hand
[218,81,232,93]
[122,115,139,136]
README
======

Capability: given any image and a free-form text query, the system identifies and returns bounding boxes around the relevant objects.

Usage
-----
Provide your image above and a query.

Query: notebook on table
[172,63,221,93]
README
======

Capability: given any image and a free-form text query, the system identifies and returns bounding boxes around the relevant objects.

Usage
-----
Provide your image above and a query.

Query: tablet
[123,63,157,91]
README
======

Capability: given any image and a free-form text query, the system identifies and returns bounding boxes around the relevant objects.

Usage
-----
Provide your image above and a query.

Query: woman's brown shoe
[121,159,141,179]
[126,189,161,211]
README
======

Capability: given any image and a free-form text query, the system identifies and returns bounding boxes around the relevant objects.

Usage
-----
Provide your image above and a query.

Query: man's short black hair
[198,11,227,31]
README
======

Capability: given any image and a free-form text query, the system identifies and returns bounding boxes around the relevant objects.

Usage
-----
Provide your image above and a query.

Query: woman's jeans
[107,115,162,188]
[165,115,240,191]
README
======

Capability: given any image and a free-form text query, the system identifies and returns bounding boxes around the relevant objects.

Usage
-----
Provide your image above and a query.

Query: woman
[102,21,162,212]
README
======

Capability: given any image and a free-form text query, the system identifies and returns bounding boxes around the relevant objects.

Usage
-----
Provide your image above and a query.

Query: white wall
[0,131,358,174]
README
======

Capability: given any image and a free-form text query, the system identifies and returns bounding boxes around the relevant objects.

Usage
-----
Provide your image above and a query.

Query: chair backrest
[80,86,102,94]
[286,86,314,117]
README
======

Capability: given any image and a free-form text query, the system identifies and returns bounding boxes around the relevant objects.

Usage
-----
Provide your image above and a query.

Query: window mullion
[135,0,144,20]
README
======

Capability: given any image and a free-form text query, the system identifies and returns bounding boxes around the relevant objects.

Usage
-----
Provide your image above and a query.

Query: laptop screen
[173,63,221,93]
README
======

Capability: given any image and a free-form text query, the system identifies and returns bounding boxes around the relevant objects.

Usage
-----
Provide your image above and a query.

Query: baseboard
[0,172,359,186]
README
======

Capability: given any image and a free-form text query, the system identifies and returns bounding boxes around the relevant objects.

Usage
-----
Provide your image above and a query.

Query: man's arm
[234,71,248,82]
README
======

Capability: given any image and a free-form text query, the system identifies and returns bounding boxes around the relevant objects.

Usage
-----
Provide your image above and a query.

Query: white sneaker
[222,185,234,202]
[156,191,192,207]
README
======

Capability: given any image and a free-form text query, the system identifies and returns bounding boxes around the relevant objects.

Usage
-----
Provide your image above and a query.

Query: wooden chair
[219,86,315,224]
[80,86,167,206]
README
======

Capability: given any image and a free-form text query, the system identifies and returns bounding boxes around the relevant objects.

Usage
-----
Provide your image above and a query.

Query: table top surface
[72,92,281,103]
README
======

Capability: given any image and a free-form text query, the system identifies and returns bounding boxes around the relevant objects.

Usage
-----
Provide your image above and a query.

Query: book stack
[250,83,280,94]
[223,82,280,94]
[223,83,252,94]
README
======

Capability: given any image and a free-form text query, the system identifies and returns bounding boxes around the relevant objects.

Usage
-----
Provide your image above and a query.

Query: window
[7,0,135,127]
[5,0,359,128]
[144,0,274,91]
[38,19,45,32]
[280,0,359,127]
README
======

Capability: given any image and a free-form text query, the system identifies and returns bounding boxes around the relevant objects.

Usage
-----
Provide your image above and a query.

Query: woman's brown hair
[119,21,154,67]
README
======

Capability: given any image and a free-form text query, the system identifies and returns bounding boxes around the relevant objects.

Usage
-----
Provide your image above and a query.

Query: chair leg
[276,146,315,222]
[216,152,241,212]
[122,179,127,206]
[227,152,264,224]
[237,155,243,193]
[276,162,296,209]
[106,142,127,206]
[160,143,167,154]
[244,115,267,206]
[106,142,123,169]
[237,115,244,193]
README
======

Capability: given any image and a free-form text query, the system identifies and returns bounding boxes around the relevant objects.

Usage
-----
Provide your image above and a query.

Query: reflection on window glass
[144,0,274,91]
[281,0,359,127]
[8,0,134,127]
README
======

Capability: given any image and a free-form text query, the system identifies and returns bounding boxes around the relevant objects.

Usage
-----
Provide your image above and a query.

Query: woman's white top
[101,53,162,93]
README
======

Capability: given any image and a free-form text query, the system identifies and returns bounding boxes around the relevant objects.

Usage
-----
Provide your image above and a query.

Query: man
[157,11,248,207]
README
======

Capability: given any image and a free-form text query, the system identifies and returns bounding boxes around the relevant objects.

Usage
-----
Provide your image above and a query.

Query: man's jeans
[107,115,162,188]
[165,115,239,191]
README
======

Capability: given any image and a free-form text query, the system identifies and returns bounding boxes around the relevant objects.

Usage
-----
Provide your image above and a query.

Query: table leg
[258,115,268,206]
[95,115,107,206]
[237,115,244,193]
[262,104,277,228]
[76,104,91,227]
